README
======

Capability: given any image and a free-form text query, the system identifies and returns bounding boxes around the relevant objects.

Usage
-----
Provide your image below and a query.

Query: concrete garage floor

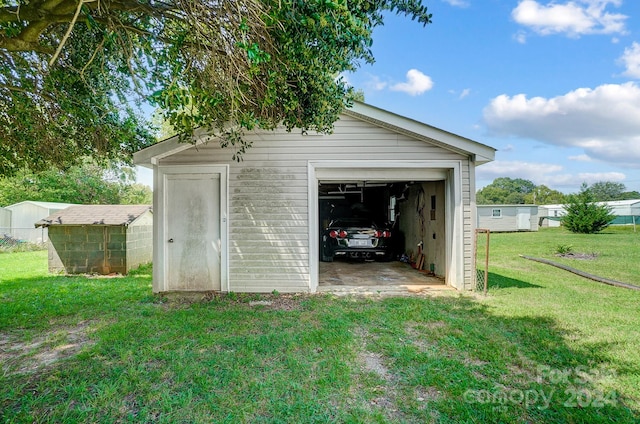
[318,260,454,296]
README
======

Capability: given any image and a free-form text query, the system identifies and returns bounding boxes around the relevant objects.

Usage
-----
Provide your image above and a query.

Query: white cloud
[512,0,627,38]
[364,75,388,91]
[449,88,472,99]
[483,82,640,168]
[442,0,469,7]
[476,160,563,182]
[459,88,471,99]
[390,69,434,96]
[547,172,626,188]
[568,154,593,162]
[619,42,640,79]
[513,30,528,44]
[476,161,626,191]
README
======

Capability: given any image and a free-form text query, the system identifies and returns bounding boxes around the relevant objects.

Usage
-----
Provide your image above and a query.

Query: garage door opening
[318,180,447,288]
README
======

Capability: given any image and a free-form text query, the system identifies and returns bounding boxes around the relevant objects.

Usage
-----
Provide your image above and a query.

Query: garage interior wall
[398,181,446,277]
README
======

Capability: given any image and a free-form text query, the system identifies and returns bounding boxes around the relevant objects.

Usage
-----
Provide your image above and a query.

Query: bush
[554,244,573,255]
[561,188,615,234]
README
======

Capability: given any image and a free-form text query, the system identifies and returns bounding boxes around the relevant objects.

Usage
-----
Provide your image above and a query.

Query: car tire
[321,251,334,262]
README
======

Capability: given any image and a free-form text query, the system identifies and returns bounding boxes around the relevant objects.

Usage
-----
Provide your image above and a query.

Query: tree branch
[49,0,93,66]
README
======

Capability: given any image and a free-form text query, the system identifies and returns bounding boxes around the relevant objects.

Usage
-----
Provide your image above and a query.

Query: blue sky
[344,0,640,194]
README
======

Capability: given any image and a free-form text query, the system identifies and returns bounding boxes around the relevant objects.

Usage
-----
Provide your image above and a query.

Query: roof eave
[134,102,497,165]
[345,102,496,163]
[133,127,214,167]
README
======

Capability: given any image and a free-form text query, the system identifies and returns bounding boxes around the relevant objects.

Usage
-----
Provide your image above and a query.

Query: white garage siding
[157,114,476,292]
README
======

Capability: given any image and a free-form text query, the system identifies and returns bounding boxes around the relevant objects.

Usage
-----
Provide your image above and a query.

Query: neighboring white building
[539,199,640,227]
[538,204,566,228]
[3,201,76,243]
[0,207,11,231]
[134,102,496,293]
[477,205,539,232]
[606,199,640,216]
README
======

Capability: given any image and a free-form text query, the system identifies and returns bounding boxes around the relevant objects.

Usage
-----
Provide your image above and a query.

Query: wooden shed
[134,102,495,293]
[477,205,539,232]
[35,205,153,275]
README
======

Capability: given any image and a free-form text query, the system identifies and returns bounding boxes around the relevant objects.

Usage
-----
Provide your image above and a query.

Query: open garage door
[311,163,456,291]
[317,178,446,275]
[309,161,466,292]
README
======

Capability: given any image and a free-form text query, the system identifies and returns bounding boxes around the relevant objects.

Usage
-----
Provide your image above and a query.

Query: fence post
[474,229,490,294]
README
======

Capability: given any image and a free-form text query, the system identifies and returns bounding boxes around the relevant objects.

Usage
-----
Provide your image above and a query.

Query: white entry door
[165,172,222,291]
[516,208,531,231]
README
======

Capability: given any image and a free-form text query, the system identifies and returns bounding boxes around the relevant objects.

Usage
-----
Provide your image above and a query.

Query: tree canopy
[477,178,640,205]
[583,181,640,202]
[0,160,152,205]
[1,0,431,176]
[476,177,539,205]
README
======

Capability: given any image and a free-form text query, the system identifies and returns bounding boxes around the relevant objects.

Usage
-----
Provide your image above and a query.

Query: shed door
[516,208,530,231]
[166,173,221,291]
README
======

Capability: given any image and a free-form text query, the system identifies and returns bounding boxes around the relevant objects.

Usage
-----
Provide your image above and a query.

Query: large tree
[476,177,536,205]
[523,184,566,205]
[0,161,152,205]
[584,181,640,202]
[1,0,431,175]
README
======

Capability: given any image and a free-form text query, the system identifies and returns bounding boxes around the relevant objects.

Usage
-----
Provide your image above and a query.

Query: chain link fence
[0,228,48,252]
[474,229,490,294]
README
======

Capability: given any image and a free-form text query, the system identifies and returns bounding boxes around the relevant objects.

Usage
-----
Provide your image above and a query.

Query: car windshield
[330,218,376,228]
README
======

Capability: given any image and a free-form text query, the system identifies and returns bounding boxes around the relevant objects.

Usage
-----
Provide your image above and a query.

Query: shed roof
[6,200,76,210]
[35,205,152,227]
[477,204,538,208]
[134,101,496,167]
[603,199,640,207]
[541,199,640,209]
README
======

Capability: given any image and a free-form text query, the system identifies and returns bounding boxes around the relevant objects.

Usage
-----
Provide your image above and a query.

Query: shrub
[561,187,615,234]
[555,244,573,255]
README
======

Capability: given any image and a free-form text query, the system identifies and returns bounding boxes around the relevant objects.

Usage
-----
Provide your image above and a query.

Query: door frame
[154,165,229,292]
[308,160,465,292]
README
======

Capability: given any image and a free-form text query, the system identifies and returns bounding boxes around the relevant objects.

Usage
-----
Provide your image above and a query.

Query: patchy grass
[1,239,639,423]
[488,226,640,285]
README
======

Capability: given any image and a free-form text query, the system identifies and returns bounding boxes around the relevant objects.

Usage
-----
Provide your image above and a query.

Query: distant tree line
[0,160,151,206]
[476,177,640,205]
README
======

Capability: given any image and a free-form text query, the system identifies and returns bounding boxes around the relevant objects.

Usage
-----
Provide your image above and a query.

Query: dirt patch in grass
[361,351,391,380]
[353,327,415,422]
[555,252,598,260]
[159,292,306,311]
[249,294,304,312]
[359,351,403,420]
[0,321,94,375]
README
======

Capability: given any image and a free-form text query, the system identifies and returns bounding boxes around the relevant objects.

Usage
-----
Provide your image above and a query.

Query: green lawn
[1,228,639,423]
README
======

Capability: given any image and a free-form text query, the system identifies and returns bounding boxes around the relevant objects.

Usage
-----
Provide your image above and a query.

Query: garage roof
[134,102,496,166]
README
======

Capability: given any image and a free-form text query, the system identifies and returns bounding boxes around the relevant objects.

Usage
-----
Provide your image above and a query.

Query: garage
[135,102,495,293]
[308,160,468,291]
